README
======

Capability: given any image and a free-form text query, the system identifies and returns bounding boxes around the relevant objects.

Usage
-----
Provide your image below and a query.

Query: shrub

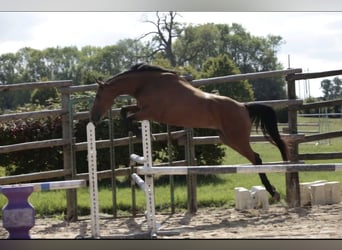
[0,117,63,175]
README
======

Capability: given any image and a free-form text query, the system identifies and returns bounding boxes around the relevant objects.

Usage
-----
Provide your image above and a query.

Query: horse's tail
[245,103,288,161]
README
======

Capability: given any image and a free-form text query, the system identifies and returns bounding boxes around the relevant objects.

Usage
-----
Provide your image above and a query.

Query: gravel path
[1,203,342,239]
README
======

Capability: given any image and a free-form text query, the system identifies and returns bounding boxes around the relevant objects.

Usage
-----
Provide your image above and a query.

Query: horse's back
[129,63,177,74]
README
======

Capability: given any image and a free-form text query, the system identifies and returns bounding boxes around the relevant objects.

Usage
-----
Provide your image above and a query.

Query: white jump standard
[86,122,101,238]
[130,120,158,237]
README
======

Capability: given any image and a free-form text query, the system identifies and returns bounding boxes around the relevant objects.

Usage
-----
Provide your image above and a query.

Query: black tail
[246,103,288,161]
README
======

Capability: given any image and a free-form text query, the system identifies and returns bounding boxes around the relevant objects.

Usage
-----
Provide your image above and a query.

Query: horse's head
[90,79,113,124]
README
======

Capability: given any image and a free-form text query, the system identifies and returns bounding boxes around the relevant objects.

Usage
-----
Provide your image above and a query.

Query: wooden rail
[0,80,72,92]
[0,169,70,185]
[0,139,68,154]
[193,68,302,87]
[0,109,65,122]
[286,69,342,81]
[301,99,342,109]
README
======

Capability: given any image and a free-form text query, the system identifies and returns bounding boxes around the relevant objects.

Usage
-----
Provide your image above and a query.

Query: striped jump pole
[136,163,342,176]
[0,180,86,194]
[0,180,86,239]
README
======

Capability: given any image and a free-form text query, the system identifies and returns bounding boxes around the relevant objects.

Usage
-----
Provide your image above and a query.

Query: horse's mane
[106,63,178,83]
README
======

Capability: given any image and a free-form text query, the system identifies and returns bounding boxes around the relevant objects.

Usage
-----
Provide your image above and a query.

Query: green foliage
[174,22,286,101]
[0,117,63,175]
[320,77,342,114]
[200,55,254,102]
[321,77,342,100]
[31,87,59,106]
[174,23,221,67]
[251,77,287,101]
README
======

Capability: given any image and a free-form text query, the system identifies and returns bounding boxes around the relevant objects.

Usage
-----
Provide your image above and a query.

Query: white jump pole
[86,122,100,238]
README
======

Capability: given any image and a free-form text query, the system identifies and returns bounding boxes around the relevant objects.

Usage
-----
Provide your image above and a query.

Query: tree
[93,39,149,76]
[0,53,21,85]
[42,46,81,83]
[16,47,48,82]
[320,77,342,114]
[173,22,286,101]
[215,24,286,100]
[321,77,342,100]
[200,55,254,102]
[0,50,34,110]
[140,11,184,66]
[174,23,220,68]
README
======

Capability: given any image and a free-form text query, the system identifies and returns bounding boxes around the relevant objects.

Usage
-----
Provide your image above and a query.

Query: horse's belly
[155,107,218,129]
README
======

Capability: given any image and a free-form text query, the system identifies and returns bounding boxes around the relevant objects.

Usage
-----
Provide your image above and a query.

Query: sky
[1,12,342,98]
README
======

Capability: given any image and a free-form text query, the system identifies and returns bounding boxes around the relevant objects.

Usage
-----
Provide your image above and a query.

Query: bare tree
[139,11,184,67]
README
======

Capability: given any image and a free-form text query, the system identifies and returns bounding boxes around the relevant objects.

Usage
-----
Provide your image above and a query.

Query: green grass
[0,117,341,218]
[0,167,5,177]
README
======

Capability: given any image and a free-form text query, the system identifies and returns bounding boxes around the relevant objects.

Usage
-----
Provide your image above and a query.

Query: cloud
[278,13,342,68]
[0,12,149,53]
[0,12,44,42]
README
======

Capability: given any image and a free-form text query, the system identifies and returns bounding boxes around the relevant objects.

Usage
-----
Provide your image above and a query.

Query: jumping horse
[90,63,289,200]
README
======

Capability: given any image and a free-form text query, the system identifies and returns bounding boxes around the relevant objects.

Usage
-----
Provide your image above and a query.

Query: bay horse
[90,63,288,200]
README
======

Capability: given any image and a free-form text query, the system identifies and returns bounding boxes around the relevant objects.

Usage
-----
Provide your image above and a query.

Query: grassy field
[0,117,341,218]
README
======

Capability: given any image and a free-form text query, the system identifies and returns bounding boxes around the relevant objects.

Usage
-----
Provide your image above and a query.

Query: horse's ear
[95,79,105,86]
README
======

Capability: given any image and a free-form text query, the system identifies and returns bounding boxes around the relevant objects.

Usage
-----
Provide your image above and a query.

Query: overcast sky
[1,12,342,98]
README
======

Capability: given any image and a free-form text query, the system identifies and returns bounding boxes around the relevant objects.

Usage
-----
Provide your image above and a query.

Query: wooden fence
[1,68,342,219]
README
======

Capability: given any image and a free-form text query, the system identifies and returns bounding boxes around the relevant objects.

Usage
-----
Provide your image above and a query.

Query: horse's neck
[108,76,139,97]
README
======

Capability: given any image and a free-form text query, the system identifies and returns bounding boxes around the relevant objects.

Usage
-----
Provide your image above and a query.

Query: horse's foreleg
[120,105,142,137]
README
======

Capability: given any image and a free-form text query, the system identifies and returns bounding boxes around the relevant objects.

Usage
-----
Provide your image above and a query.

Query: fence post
[129,131,137,217]
[167,125,175,214]
[61,86,78,221]
[108,108,118,218]
[285,74,301,207]
[185,128,197,213]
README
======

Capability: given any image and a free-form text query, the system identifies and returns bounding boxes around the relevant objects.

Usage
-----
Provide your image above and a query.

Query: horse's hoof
[133,127,142,138]
[272,191,281,202]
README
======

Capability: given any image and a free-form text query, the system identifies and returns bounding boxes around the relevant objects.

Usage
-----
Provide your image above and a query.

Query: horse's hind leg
[218,130,280,200]
[254,153,280,201]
